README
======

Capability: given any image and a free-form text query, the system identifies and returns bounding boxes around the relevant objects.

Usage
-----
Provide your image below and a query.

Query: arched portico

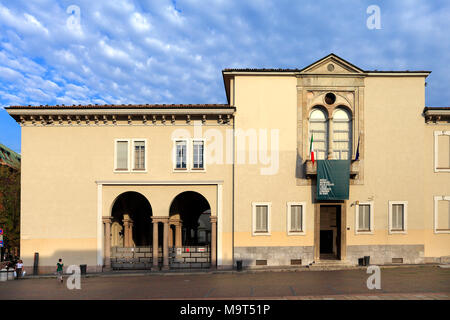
[101,183,220,271]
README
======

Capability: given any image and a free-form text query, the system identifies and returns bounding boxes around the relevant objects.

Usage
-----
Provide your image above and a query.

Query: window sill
[287,231,305,236]
[252,231,271,236]
[305,159,360,177]
[389,229,407,235]
[355,230,373,235]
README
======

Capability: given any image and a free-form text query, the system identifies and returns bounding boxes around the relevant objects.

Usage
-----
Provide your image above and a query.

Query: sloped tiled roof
[0,143,21,170]
[6,104,232,109]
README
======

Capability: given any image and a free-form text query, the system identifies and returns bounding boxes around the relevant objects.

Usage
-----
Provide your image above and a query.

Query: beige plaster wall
[232,73,449,260]
[20,122,233,268]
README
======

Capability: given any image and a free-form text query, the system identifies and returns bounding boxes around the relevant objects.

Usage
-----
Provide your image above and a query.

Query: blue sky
[0,0,449,153]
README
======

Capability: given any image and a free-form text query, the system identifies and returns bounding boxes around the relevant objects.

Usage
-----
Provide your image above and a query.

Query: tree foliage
[0,166,20,251]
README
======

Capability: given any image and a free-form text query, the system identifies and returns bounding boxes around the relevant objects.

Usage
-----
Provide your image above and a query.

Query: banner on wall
[316,160,350,200]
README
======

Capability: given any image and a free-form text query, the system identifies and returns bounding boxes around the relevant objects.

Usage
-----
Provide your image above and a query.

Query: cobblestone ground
[0,266,449,300]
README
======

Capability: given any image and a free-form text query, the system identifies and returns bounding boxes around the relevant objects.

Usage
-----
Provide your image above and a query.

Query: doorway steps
[308,259,356,271]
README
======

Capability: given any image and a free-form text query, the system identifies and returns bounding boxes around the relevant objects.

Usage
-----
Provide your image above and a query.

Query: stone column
[168,224,173,248]
[162,218,169,270]
[102,216,112,271]
[152,217,159,269]
[173,219,182,248]
[123,214,133,247]
[210,216,217,268]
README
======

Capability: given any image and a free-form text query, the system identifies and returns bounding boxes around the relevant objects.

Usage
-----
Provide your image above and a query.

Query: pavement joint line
[20,263,448,280]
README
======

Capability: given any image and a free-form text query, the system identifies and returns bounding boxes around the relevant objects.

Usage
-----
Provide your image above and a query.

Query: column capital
[209,215,218,223]
[169,218,182,225]
[152,216,169,223]
[102,216,112,224]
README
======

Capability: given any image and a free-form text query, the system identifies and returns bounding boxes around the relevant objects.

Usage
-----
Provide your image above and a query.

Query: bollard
[0,269,7,282]
[236,260,243,271]
[33,252,39,275]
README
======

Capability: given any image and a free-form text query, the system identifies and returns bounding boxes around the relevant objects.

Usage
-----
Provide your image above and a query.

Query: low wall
[234,246,314,267]
[111,246,211,269]
[346,244,425,265]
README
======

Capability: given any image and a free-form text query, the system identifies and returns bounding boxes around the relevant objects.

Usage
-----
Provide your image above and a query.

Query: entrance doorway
[315,204,345,261]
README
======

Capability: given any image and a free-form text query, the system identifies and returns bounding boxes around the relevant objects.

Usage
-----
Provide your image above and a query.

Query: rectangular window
[435,196,450,233]
[133,140,145,170]
[193,140,204,169]
[392,204,404,230]
[355,202,374,234]
[389,201,407,234]
[175,140,187,169]
[115,140,129,170]
[290,205,302,231]
[434,131,450,172]
[358,204,370,231]
[287,202,305,235]
[253,203,270,235]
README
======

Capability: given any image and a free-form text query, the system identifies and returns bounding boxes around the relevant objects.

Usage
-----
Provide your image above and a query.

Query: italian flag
[310,134,315,165]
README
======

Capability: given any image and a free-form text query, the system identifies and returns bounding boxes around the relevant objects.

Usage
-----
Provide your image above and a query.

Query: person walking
[56,258,64,283]
[15,260,23,279]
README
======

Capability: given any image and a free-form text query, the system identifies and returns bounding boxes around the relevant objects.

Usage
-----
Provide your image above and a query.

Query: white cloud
[130,12,152,32]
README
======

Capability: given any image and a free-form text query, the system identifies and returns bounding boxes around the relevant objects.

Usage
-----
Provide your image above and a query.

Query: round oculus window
[325,92,336,105]
[327,63,335,72]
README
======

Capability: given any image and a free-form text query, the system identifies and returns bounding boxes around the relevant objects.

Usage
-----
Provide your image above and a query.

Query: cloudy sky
[0,0,449,153]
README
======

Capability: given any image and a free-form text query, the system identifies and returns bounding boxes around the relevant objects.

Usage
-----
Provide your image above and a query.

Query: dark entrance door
[320,230,333,253]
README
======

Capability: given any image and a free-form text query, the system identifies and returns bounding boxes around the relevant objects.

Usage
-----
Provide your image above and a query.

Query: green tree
[0,166,20,256]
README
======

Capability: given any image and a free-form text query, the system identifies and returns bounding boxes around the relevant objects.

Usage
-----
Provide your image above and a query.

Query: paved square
[0,266,449,300]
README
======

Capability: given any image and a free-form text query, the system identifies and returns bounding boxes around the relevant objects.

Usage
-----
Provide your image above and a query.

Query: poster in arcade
[316,160,350,200]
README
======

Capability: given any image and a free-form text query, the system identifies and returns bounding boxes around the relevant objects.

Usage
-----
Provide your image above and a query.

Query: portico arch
[110,191,153,247]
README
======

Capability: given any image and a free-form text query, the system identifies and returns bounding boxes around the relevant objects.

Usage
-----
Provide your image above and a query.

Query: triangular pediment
[300,53,364,74]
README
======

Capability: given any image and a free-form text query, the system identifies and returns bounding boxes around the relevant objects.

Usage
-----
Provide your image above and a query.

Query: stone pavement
[0,266,449,300]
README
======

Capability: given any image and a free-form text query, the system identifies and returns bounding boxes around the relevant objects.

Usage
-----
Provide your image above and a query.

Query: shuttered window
[134,141,145,170]
[437,199,450,231]
[116,141,129,170]
[437,134,450,169]
[358,204,371,231]
[254,205,269,233]
[392,204,404,231]
[290,205,303,232]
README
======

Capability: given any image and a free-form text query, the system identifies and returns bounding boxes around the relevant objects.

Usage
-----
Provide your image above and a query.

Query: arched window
[332,108,352,160]
[309,108,328,160]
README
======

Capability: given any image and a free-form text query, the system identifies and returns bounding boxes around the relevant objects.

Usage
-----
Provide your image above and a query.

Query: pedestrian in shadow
[15,259,23,279]
[56,258,64,283]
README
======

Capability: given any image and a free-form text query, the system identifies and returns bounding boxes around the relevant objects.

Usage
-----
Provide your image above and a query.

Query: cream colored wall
[17,71,450,270]
[233,74,450,259]
[233,75,314,247]
[20,123,233,268]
